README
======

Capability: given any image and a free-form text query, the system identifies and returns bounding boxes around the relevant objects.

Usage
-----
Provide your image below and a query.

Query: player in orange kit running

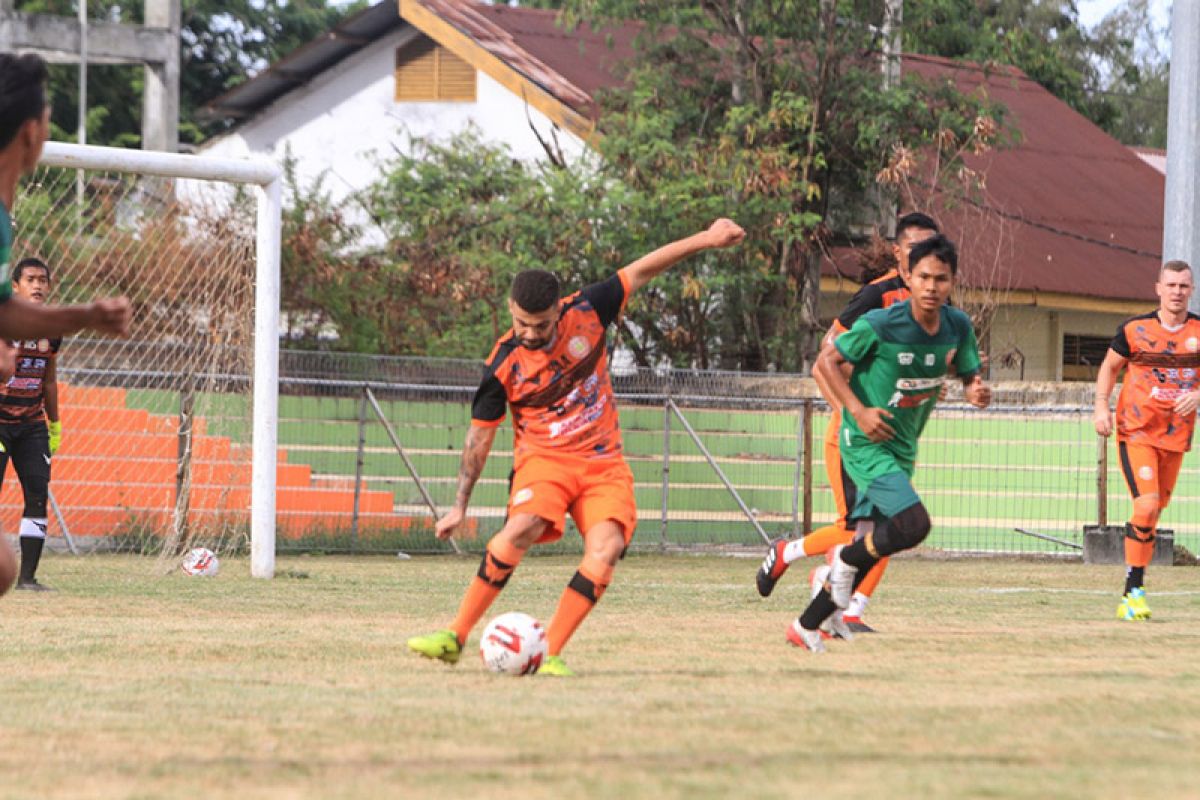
[755,212,939,632]
[1094,259,1200,621]
[408,218,745,676]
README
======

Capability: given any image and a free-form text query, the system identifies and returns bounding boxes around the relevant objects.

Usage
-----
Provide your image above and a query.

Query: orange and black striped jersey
[471,269,631,464]
[0,337,60,425]
[1111,311,1200,452]
[830,270,910,336]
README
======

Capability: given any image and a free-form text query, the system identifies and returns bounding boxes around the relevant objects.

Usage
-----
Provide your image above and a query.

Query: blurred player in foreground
[1093,260,1200,621]
[789,235,990,652]
[756,212,940,633]
[0,52,133,596]
[408,219,745,676]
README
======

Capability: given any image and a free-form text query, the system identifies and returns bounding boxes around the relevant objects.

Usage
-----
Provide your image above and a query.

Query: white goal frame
[37,142,282,579]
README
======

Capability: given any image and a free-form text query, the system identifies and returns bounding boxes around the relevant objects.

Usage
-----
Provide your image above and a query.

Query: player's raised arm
[1093,348,1127,437]
[622,218,744,294]
[435,424,499,541]
[814,340,894,442]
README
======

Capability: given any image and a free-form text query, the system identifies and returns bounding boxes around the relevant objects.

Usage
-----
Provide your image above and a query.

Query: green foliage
[18,0,366,147]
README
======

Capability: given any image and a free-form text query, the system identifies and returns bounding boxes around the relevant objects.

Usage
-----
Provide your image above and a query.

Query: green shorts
[842,442,920,519]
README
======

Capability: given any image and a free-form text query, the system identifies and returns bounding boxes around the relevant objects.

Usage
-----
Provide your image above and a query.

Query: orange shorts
[1118,440,1184,509]
[823,407,858,528]
[508,453,637,544]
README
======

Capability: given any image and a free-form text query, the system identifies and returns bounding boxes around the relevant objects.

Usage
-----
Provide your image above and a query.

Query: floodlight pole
[1164,0,1200,309]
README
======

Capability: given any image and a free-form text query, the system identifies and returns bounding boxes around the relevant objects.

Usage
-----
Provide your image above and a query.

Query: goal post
[35,142,282,578]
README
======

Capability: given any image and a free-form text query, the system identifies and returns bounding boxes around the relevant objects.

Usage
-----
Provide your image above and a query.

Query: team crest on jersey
[567,336,590,359]
[512,488,534,506]
[1187,337,1199,353]
[37,339,49,353]
[924,354,935,366]
[897,353,914,365]
[1138,465,1154,481]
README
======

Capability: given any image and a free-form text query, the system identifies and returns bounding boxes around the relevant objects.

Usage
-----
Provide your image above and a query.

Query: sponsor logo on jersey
[1150,386,1187,402]
[567,335,590,359]
[898,352,914,365]
[1138,465,1154,481]
[887,389,938,409]
[895,378,944,390]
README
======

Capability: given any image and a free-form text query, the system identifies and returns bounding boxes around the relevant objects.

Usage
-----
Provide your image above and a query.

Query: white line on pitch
[977,587,1200,596]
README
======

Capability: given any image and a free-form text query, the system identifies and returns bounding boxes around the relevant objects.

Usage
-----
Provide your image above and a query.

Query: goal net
[9,143,280,576]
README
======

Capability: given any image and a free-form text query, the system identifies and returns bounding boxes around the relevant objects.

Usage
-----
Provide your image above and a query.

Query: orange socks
[450,537,526,644]
[855,556,889,597]
[547,553,614,656]
[803,523,854,557]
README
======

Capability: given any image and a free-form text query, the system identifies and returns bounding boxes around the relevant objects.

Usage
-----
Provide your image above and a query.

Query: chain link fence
[14,350,1197,558]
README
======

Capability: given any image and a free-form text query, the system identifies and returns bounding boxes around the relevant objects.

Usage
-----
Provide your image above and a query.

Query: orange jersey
[829,270,910,336]
[471,270,631,464]
[1111,311,1200,452]
[0,337,60,425]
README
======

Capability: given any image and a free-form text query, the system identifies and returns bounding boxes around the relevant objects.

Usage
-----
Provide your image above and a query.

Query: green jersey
[0,202,14,303]
[836,302,981,481]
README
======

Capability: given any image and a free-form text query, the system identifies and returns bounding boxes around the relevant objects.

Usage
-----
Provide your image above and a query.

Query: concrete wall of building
[200,29,588,206]
[818,284,1142,382]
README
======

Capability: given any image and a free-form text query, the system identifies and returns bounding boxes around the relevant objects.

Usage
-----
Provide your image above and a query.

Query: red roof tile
[415,1,1165,303]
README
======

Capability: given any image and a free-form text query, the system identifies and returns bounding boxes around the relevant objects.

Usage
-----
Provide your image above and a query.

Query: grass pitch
[2,553,1199,799]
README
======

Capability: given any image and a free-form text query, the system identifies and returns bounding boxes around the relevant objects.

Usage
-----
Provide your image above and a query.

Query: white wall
[201,27,590,206]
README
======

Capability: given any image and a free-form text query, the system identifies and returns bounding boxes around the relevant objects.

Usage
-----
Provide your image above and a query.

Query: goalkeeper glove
[48,420,62,455]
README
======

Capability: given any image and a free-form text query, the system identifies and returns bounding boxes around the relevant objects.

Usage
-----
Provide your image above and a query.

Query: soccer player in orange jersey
[1094,260,1200,621]
[755,212,939,633]
[408,218,745,675]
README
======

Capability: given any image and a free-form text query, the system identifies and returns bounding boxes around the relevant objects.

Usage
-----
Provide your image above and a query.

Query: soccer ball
[181,547,220,577]
[479,612,548,676]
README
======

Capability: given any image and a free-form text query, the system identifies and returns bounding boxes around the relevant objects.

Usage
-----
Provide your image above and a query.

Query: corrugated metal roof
[200,2,405,121]
[211,0,1167,303]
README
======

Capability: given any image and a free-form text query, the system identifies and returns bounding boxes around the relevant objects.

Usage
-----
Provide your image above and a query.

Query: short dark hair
[907,233,958,275]
[13,256,50,284]
[1161,259,1192,277]
[895,212,940,241]
[0,53,49,150]
[510,269,560,313]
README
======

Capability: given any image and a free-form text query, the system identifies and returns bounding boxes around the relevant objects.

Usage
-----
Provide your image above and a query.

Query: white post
[1164,0,1200,314]
[251,175,282,579]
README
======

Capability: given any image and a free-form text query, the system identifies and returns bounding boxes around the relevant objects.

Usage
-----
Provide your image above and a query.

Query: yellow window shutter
[395,36,475,102]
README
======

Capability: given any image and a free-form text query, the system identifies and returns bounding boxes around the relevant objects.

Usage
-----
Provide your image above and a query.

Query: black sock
[19,536,43,582]
[1124,566,1145,596]
[799,587,838,630]
[840,538,880,571]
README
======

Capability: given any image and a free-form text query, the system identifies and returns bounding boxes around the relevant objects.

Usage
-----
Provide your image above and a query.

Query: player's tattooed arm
[435,424,498,540]
[1092,349,1127,437]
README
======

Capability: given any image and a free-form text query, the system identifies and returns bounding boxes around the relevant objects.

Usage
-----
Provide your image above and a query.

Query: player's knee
[21,480,48,518]
[875,503,931,555]
[500,514,547,549]
[1131,495,1160,528]
[584,521,624,566]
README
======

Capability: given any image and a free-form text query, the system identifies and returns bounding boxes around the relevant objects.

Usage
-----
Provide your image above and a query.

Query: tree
[543,0,1003,371]
[17,0,366,147]
[1089,0,1169,147]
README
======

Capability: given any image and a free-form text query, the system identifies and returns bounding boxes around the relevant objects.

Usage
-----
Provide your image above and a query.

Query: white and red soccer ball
[181,547,220,577]
[479,612,548,676]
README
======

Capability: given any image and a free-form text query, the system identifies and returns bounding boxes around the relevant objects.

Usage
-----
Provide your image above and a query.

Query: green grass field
[2,553,1199,799]
[124,389,1200,554]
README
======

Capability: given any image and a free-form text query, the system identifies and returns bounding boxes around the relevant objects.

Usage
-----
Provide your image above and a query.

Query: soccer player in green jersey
[0,53,131,341]
[0,52,132,596]
[787,234,992,652]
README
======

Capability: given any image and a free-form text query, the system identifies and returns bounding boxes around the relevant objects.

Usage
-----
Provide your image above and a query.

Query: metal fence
[266,352,1199,557]
[17,349,1196,557]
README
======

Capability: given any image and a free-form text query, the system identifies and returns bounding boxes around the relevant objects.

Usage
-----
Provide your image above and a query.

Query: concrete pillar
[141,0,180,152]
